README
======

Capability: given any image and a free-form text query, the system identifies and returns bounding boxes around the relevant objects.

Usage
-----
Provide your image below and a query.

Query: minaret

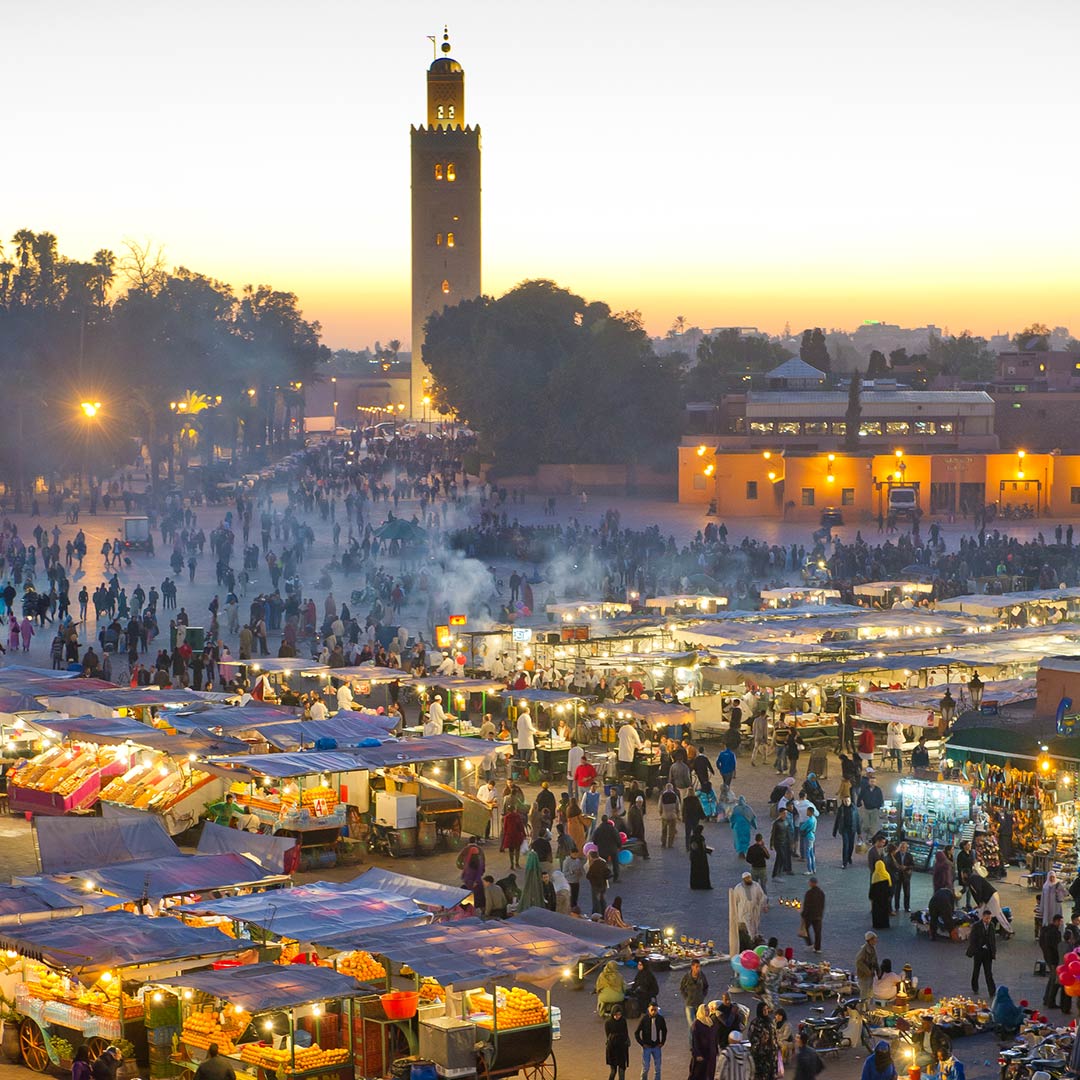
[410,28,482,420]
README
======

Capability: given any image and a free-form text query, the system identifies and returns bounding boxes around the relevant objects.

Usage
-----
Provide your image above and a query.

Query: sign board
[512,627,533,643]
[435,625,452,649]
[449,614,467,627]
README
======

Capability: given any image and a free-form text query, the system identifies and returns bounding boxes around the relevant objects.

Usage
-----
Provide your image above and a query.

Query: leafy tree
[800,327,831,373]
[1013,322,1051,351]
[685,329,791,397]
[928,331,996,382]
[844,372,862,451]
[423,280,681,471]
[867,350,889,378]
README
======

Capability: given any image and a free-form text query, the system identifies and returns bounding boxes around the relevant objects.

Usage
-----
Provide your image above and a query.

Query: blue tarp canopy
[512,908,636,948]
[154,962,361,1011]
[350,868,471,909]
[313,917,593,990]
[178,882,427,938]
[205,751,369,777]
[44,689,230,709]
[731,653,976,684]
[499,689,585,705]
[173,705,301,731]
[346,736,510,768]
[32,715,156,741]
[34,816,179,875]
[197,822,298,875]
[0,885,85,921]
[0,911,243,975]
[257,715,394,751]
[64,853,275,900]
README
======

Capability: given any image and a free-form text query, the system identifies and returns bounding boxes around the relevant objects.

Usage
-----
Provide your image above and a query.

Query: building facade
[409,30,482,418]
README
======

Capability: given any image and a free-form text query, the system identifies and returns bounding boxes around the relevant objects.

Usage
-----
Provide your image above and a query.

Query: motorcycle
[798,996,861,1054]
[999,1034,1069,1080]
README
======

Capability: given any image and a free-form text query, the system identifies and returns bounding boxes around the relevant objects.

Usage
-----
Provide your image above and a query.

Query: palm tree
[92,249,116,308]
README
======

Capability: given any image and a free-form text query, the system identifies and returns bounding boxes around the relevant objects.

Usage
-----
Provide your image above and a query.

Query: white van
[888,486,920,520]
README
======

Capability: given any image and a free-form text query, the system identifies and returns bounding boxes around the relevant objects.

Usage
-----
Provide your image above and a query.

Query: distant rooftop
[764,357,826,382]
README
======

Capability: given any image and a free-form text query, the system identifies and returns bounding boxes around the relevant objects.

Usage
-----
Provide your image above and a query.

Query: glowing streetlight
[80,401,102,419]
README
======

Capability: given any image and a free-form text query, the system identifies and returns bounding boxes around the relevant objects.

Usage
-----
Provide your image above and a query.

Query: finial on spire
[441,25,452,54]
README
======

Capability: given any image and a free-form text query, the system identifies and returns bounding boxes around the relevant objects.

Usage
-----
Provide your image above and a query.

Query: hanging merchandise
[894,778,973,870]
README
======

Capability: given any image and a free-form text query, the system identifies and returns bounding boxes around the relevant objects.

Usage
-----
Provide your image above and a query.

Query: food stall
[7,734,129,815]
[853,581,935,608]
[644,594,728,616]
[500,690,585,780]
[152,963,361,1080]
[313,916,626,1080]
[760,587,842,609]
[0,911,246,1072]
[403,678,506,729]
[218,659,332,705]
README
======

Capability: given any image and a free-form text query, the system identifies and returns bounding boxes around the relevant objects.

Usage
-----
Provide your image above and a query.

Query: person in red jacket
[857,726,876,767]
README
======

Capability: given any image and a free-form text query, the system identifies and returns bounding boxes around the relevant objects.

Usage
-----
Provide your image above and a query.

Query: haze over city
[5,0,1079,348]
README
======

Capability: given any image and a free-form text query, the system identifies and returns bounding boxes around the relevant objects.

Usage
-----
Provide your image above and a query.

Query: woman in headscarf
[1042,871,1067,925]
[860,1041,898,1080]
[748,1001,780,1080]
[605,895,631,929]
[803,772,827,812]
[688,824,712,890]
[595,960,626,1013]
[500,804,527,870]
[604,1002,631,1080]
[869,859,893,929]
[932,848,954,893]
[683,790,705,851]
[730,796,756,858]
[566,797,587,852]
[990,986,1024,1038]
[689,1004,718,1080]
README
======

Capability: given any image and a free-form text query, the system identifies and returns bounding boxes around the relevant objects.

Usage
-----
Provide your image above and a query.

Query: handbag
[797,918,809,941]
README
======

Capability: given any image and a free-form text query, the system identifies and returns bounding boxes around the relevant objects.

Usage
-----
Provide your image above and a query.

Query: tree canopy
[685,329,791,397]
[422,280,682,471]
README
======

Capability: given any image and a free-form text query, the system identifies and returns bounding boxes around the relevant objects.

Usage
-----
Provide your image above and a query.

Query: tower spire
[442,25,451,54]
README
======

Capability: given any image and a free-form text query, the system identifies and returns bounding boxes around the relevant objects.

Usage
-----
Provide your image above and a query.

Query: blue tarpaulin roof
[258,715,394,750]
[0,885,80,920]
[178,882,426,938]
[33,715,156,740]
[344,736,510,768]
[34,816,179,875]
[197,822,298,875]
[512,908,635,948]
[205,751,369,777]
[22,853,278,902]
[499,689,585,705]
[155,962,361,1011]
[312,917,592,990]
[0,911,243,975]
[349,868,471,909]
[174,706,301,731]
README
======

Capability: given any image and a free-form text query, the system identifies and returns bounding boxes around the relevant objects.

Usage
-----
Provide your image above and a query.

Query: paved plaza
[0,485,1061,1080]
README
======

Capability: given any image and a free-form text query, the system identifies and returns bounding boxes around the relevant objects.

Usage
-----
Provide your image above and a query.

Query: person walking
[801,805,818,873]
[718,1030,754,1080]
[770,806,793,879]
[688,825,712,890]
[658,783,680,850]
[892,841,914,913]
[967,909,997,995]
[745,833,770,893]
[857,772,884,838]
[750,711,770,767]
[688,1005,717,1080]
[855,932,880,1001]
[683,791,705,852]
[730,796,756,858]
[801,876,825,953]
[587,851,612,916]
[1040,913,1064,1011]
[748,1001,780,1080]
[679,959,709,1031]
[794,1032,825,1080]
[869,860,893,929]
[733,871,768,948]
[833,796,860,869]
[605,1004,631,1080]
[635,1001,667,1080]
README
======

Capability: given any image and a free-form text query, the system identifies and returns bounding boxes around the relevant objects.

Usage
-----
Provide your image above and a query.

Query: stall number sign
[311,797,329,818]
[435,625,452,649]
[512,627,533,643]
[449,614,467,627]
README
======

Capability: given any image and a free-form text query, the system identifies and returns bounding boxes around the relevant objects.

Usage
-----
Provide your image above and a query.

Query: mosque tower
[410,28,482,419]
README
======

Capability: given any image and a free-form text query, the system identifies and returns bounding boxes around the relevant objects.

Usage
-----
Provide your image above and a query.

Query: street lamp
[967,671,983,710]
[1017,448,1026,480]
[80,401,102,419]
[939,688,956,728]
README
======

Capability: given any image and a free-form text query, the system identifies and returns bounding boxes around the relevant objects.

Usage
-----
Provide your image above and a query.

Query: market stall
[760,587,842,609]
[892,778,974,870]
[7,734,130,815]
[853,581,935,608]
[643,594,728,616]
[0,911,246,1072]
[152,962,361,1080]
[500,689,585,780]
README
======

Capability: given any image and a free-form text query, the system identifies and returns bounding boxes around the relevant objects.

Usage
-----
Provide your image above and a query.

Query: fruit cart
[152,962,362,1080]
[0,911,244,1072]
[7,739,128,815]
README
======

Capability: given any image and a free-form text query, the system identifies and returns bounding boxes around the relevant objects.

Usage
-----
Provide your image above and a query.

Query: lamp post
[331,377,338,433]
[79,401,103,503]
[939,688,956,730]
[967,671,983,711]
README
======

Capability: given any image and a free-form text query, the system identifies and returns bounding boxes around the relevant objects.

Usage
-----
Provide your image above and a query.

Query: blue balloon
[738,971,760,989]
[730,957,745,972]
[617,849,634,865]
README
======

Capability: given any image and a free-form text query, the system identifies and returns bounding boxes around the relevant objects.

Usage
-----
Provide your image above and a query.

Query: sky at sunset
[6,0,1078,348]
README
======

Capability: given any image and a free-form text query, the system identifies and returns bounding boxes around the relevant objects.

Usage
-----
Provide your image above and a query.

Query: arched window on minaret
[447,233,455,248]
[437,105,445,120]
[441,280,450,294]
[436,234,443,246]
[448,105,455,120]
[434,163,443,180]
[446,163,456,182]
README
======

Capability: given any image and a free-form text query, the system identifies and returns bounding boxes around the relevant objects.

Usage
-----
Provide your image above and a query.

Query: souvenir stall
[891,778,974,870]
[152,963,361,1080]
[0,911,245,1072]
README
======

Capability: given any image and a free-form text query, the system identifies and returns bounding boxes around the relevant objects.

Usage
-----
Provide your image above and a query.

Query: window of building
[1072,488,1080,505]
[801,488,815,506]
[858,421,882,436]
[446,163,456,181]
[447,232,455,247]
[746,481,758,500]
[842,488,855,506]
[693,474,706,490]
[885,421,909,435]
[831,422,847,435]
[441,279,450,294]
[434,163,443,180]
[803,421,829,435]
[437,105,445,120]
[436,233,443,246]
[938,421,954,432]
[448,104,455,119]
[749,422,775,434]
[778,422,799,435]
[914,421,936,435]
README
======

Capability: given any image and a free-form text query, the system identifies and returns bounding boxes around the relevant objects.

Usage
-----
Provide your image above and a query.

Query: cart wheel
[522,1050,557,1080]
[86,1037,110,1063]
[19,1018,50,1073]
